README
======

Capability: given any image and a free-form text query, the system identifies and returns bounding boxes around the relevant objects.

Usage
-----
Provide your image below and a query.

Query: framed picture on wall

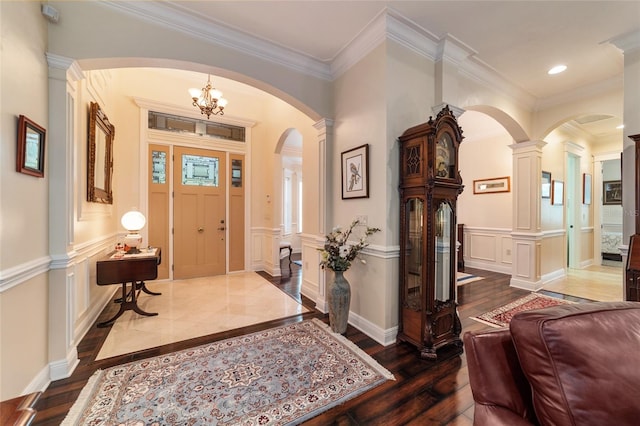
[552,180,564,205]
[341,144,369,199]
[16,115,46,178]
[603,180,622,205]
[583,173,592,205]
[541,171,551,198]
[472,176,511,194]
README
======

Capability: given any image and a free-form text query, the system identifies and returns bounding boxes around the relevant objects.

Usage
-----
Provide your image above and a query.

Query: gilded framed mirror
[87,102,114,204]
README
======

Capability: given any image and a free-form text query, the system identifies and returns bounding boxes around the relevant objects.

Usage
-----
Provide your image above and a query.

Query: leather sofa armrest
[463,329,536,424]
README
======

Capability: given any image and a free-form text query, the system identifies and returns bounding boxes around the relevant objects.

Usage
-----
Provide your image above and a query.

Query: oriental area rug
[471,293,575,328]
[62,319,394,425]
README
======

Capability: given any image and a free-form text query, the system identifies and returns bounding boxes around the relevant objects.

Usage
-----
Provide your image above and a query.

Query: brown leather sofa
[463,301,640,426]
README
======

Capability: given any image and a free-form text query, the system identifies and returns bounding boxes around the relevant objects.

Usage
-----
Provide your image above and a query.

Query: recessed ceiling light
[617,124,625,129]
[548,65,567,75]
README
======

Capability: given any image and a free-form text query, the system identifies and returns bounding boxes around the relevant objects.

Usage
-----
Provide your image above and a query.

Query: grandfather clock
[397,105,464,360]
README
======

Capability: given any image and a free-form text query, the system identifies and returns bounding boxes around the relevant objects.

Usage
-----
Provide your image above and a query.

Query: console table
[96,247,162,327]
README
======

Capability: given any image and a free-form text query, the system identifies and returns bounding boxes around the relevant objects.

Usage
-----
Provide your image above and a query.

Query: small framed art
[583,173,592,205]
[16,115,46,178]
[552,180,564,205]
[473,176,510,194]
[541,171,551,198]
[603,180,622,205]
[341,144,369,199]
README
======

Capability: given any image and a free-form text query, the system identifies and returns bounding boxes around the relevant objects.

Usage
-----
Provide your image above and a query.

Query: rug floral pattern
[64,319,394,425]
[471,293,575,328]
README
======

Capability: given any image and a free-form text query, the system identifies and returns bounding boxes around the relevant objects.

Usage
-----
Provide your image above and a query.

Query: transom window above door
[148,111,245,142]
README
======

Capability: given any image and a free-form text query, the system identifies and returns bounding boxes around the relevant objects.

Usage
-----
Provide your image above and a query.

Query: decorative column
[509,140,546,291]
[433,35,475,114]
[46,54,83,380]
[304,119,333,312]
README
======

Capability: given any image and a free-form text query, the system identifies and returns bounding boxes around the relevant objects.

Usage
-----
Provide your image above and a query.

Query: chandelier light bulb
[210,88,222,100]
[218,98,228,108]
[188,88,201,99]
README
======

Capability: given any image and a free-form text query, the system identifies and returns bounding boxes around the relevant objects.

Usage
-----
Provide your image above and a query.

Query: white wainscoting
[463,227,512,274]
[299,233,323,309]
[250,227,280,276]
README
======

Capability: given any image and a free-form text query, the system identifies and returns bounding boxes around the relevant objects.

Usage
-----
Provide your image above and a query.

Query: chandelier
[188,75,228,118]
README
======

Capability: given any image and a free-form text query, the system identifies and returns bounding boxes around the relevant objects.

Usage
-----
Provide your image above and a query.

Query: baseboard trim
[347,311,397,347]
[49,346,79,381]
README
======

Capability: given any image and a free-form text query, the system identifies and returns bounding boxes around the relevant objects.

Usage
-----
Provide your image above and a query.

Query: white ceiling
[114,1,640,138]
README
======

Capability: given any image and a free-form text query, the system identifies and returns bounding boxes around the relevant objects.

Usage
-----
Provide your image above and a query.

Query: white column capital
[432,103,465,119]
[509,140,547,153]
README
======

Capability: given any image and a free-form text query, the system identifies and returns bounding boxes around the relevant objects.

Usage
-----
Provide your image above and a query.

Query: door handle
[198,227,204,233]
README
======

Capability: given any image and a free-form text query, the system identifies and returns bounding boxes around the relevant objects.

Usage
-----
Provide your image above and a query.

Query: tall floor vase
[327,270,351,334]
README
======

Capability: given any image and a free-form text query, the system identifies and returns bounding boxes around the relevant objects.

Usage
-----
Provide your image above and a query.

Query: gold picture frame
[473,176,510,194]
[87,102,115,204]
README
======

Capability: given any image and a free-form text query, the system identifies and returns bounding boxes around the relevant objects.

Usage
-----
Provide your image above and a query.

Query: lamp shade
[121,210,146,232]
[188,88,202,99]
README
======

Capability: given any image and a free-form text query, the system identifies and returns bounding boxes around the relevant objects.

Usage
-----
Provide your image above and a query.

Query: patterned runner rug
[471,293,575,328]
[62,319,394,425]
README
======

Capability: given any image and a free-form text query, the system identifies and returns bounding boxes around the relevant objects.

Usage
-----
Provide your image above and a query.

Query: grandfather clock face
[435,132,454,178]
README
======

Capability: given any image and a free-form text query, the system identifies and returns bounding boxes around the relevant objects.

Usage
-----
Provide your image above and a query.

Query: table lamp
[121,210,146,254]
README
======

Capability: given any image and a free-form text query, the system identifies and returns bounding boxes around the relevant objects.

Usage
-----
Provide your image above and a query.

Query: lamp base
[125,247,141,254]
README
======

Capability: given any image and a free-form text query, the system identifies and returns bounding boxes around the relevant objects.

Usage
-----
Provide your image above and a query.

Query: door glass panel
[435,201,452,301]
[231,159,242,187]
[182,154,219,186]
[151,150,167,184]
[405,198,423,310]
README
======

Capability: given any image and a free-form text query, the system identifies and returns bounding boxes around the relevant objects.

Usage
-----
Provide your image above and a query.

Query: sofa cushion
[510,301,640,426]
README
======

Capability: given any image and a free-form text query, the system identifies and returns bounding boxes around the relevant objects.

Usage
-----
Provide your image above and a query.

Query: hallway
[541,264,623,302]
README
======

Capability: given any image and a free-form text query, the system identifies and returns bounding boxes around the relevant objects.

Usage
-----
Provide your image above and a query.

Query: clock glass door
[434,201,453,301]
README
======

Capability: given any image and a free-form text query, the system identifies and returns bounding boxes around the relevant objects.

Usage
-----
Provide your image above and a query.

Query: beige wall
[0,1,50,400]
[332,43,388,330]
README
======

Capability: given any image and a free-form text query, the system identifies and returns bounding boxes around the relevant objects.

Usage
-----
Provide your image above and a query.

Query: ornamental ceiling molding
[101,1,539,109]
[100,0,333,81]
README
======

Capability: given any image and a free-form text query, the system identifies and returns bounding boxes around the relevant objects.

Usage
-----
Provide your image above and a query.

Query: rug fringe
[310,318,395,381]
[61,369,104,426]
[469,316,504,328]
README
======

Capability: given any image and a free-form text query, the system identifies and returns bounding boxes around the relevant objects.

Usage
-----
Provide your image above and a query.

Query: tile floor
[96,272,308,360]
[97,263,623,360]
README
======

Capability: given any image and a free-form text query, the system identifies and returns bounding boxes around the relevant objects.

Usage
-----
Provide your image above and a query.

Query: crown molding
[331,8,388,78]
[100,1,333,81]
[99,2,551,112]
[385,9,440,62]
[607,30,640,54]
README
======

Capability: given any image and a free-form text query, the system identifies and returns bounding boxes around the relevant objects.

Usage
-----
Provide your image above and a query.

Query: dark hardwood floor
[33,259,533,425]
